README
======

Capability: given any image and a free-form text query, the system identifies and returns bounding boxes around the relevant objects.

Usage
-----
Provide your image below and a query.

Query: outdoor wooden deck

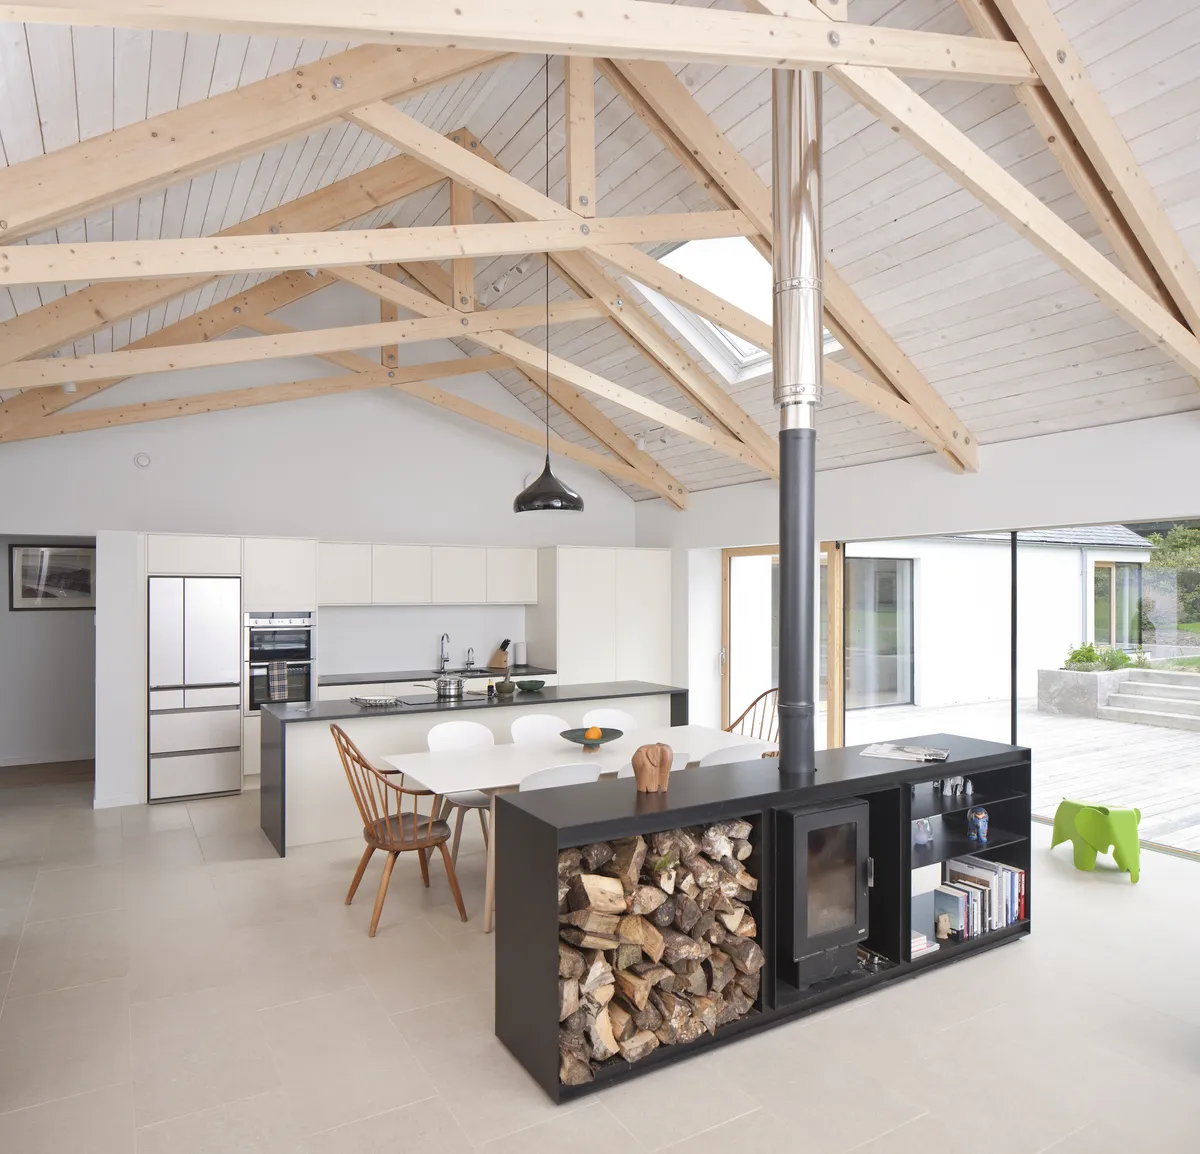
[834,700,1200,855]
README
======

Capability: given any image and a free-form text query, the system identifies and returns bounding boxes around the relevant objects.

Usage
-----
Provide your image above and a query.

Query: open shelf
[910,784,1028,822]
[910,826,1026,869]
[908,919,1029,966]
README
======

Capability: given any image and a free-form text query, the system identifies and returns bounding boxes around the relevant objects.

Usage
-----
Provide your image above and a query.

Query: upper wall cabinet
[486,548,538,603]
[431,547,487,604]
[147,534,241,576]
[371,545,432,604]
[317,542,372,605]
[242,537,317,611]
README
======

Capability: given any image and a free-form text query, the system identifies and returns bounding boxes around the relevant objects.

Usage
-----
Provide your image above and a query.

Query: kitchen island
[260,681,688,854]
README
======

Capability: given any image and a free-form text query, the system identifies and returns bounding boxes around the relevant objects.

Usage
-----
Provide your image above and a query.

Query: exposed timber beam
[988,0,1200,335]
[0,301,607,392]
[748,0,1200,386]
[380,262,402,368]
[0,45,502,245]
[449,184,475,311]
[330,263,764,472]
[0,270,336,437]
[10,356,510,440]
[604,56,978,471]
[0,213,754,285]
[5,1,1041,84]
[396,259,689,508]
[350,109,779,475]
[956,0,1178,320]
[564,57,597,218]
[0,135,461,368]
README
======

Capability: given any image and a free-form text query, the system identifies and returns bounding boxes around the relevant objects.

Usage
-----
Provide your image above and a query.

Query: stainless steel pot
[433,674,465,700]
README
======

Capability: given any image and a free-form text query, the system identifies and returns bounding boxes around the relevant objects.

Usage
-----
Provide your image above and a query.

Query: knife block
[488,647,509,670]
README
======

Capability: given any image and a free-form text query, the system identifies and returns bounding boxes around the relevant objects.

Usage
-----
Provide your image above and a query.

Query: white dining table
[381,724,771,932]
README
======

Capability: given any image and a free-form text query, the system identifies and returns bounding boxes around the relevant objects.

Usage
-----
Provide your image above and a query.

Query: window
[1093,562,1142,648]
[635,238,841,385]
[845,558,914,709]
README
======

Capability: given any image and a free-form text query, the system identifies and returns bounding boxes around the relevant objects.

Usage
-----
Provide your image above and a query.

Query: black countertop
[318,664,556,687]
[502,733,1029,842]
[262,680,685,725]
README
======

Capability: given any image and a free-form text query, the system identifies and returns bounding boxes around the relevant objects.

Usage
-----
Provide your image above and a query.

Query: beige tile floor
[1,773,1198,1152]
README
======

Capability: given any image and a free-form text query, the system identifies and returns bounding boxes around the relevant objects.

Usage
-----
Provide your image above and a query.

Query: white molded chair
[520,763,601,792]
[698,741,775,768]
[427,720,494,863]
[581,707,636,732]
[510,713,570,745]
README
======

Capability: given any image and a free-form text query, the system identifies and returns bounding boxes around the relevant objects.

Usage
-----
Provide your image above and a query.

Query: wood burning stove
[776,799,872,989]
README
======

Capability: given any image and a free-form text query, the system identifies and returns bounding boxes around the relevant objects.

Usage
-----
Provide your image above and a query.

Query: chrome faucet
[439,633,450,673]
[465,646,475,672]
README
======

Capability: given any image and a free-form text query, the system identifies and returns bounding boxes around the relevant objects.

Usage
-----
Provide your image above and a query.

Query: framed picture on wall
[9,544,96,610]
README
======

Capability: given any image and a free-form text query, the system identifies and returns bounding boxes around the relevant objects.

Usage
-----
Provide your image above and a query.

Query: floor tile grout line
[0,1075,131,1119]
[1033,1119,1093,1154]
[308,1092,442,1139]
[132,1087,283,1133]
[842,1109,931,1154]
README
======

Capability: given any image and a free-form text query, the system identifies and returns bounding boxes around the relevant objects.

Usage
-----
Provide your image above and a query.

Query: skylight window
[636,237,840,386]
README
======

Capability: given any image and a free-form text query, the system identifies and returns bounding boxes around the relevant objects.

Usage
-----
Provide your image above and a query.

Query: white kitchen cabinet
[242,713,261,778]
[486,547,538,603]
[431,547,487,603]
[615,548,673,683]
[318,542,372,605]
[147,534,241,575]
[242,537,317,610]
[556,548,618,683]
[372,545,432,604]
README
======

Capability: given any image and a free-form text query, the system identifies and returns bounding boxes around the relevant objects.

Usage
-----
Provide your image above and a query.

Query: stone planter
[1037,669,1128,718]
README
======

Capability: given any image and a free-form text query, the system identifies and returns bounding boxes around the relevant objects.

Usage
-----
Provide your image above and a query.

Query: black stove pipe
[772,69,822,776]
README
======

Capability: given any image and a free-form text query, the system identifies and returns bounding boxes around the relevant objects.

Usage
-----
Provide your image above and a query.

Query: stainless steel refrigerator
[148,576,242,801]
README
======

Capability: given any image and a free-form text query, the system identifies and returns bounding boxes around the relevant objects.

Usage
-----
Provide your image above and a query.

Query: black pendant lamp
[514,56,584,514]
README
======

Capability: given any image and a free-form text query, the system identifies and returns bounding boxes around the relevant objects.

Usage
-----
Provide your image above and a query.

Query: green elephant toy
[1051,799,1141,883]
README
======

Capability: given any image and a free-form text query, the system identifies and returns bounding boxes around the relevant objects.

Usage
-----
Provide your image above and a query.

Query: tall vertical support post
[773,69,823,775]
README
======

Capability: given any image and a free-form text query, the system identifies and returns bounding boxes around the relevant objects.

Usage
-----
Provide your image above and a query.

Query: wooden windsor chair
[726,688,779,743]
[331,723,468,937]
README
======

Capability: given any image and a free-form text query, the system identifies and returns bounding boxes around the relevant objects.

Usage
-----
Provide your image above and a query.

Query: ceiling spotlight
[133,452,152,469]
[513,256,533,275]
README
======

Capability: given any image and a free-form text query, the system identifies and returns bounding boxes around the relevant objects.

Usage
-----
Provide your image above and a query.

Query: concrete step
[1126,668,1200,687]
[1097,705,1200,731]
[1106,693,1200,717]
[1118,679,1200,703]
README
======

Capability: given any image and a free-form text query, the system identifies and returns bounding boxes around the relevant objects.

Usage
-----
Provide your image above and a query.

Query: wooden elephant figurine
[631,743,673,792]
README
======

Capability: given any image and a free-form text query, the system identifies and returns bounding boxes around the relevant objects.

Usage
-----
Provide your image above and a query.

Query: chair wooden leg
[345,845,375,905]
[368,851,398,937]
[417,846,430,887]
[438,841,468,922]
[451,805,467,865]
[477,807,489,850]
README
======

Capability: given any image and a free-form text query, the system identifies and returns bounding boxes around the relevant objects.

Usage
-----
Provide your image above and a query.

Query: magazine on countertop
[860,742,950,762]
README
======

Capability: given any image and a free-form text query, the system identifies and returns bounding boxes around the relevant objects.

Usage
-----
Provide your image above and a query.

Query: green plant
[1063,642,1131,671]
[1099,646,1131,670]
[1132,649,1151,668]
[1064,642,1100,668]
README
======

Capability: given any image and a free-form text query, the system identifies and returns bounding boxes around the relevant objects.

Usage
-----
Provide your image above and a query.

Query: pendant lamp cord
[544,52,551,462]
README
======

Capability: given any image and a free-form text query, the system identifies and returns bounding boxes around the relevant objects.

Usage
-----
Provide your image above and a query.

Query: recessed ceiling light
[133,453,151,469]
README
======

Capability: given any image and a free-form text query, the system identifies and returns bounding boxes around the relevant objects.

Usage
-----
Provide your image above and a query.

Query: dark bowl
[560,727,623,751]
[516,679,546,692]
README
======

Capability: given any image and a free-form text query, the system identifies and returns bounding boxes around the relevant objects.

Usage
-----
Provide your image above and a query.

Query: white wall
[685,549,723,728]
[0,535,96,767]
[0,284,635,548]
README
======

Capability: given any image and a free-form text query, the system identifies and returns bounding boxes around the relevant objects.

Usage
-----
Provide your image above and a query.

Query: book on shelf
[944,856,1026,935]
[933,885,967,942]
[910,930,940,958]
[861,743,950,762]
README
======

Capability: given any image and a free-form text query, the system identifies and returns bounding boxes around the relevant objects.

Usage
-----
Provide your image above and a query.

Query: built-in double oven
[243,611,315,714]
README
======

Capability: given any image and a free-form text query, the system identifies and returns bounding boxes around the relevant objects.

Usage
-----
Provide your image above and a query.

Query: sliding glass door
[1094,562,1142,648]
[845,558,914,709]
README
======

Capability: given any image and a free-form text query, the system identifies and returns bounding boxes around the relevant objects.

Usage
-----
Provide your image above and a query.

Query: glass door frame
[1093,561,1143,649]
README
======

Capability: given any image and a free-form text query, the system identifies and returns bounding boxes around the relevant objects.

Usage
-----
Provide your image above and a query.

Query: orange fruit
[584,725,603,741]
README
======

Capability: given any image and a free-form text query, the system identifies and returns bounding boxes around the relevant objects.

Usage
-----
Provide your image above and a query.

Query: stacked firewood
[557,820,764,1085]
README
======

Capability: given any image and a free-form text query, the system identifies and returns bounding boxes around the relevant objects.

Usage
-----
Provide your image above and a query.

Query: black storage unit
[496,732,1032,1102]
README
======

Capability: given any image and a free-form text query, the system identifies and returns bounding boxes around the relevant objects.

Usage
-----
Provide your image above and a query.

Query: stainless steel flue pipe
[772,68,823,775]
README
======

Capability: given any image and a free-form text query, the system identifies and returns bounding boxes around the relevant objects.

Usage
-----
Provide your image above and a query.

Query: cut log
[717,905,746,933]
[580,952,614,997]
[721,935,766,975]
[605,836,648,894]
[608,1001,635,1043]
[660,927,709,964]
[628,961,675,986]
[558,881,571,913]
[735,885,756,903]
[673,893,702,935]
[586,1005,618,1061]
[677,869,700,900]
[692,910,716,941]
[710,892,737,915]
[705,949,735,994]
[713,819,752,840]
[560,926,620,951]
[619,1028,660,1063]
[689,993,719,1035]
[649,854,678,894]
[558,848,583,878]
[581,842,614,871]
[558,941,586,981]
[684,967,709,997]
[730,837,752,862]
[652,828,699,859]
[585,981,615,1011]
[618,914,665,964]
[716,870,741,899]
[618,994,663,1033]
[703,921,728,945]
[560,908,621,935]
[682,852,719,890]
[629,884,668,916]
[559,1053,593,1085]
[734,969,761,1000]
[615,941,643,970]
[568,873,627,914]
[702,826,733,862]
[729,864,758,892]
[735,911,758,938]
[715,986,753,1027]
[650,990,691,1045]
[559,978,580,1022]
[650,896,677,928]
[676,997,707,1044]
[613,968,654,1011]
